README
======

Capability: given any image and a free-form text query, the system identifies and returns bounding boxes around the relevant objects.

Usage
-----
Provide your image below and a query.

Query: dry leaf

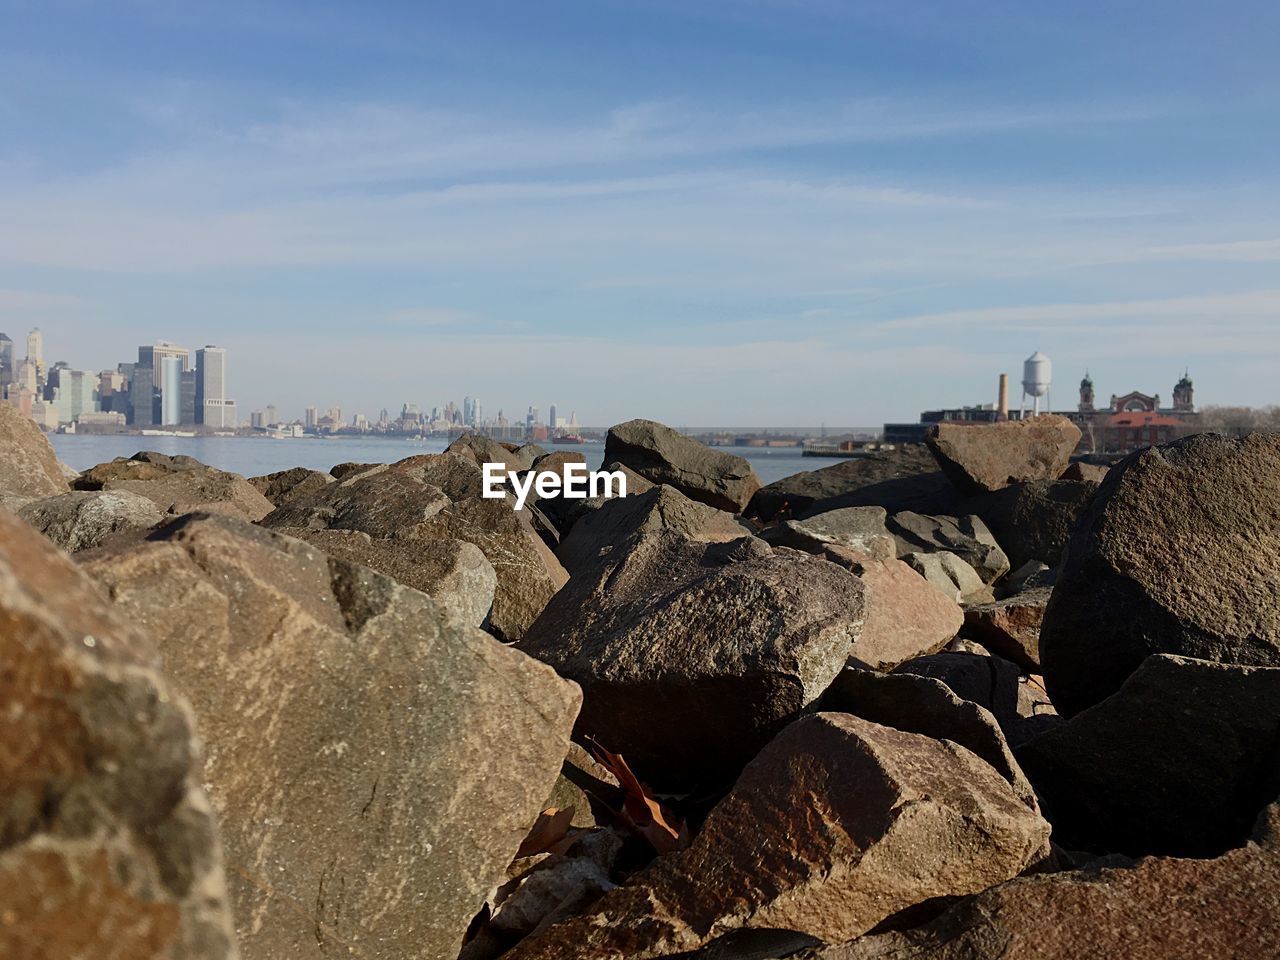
[584,737,690,855]
[515,806,575,859]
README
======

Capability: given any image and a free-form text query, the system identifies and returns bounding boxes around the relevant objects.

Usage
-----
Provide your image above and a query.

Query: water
[49,433,827,487]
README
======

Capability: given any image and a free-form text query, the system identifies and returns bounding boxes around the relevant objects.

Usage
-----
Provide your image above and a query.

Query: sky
[2,0,1279,427]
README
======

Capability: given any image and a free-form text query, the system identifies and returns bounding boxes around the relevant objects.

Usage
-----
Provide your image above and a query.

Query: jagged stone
[746,446,940,521]
[537,463,654,538]
[247,465,334,506]
[17,489,166,552]
[888,511,1010,584]
[447,434,532,472]
[1061,460,1110,482]
[926,415,1082,494]
[259,462,451,536]
[83,512,580,960]
[903,551,994,605]
[761,506,896,559]
[0,401,70,505]
[0,508,237,959]
[980,479,1097,571]
[1040,433,1280,716]
[330,460,379,480]
[963,587,1051,671]
[74,451,273,521]
[605,419,761,513]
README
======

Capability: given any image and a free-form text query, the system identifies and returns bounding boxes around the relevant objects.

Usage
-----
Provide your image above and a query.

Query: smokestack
[997,373,1009,421]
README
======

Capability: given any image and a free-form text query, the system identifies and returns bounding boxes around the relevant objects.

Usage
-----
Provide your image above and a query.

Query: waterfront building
[196,345,236,428]
[160,356,183,425]
[0,332,12,391]
[138,342,191,388]
[26,327,45,379]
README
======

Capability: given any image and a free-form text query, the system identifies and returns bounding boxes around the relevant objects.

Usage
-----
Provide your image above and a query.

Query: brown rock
[823,549,963,669]
[1061,460,1109,482]
[1040,433,1280,716]
[387,451,488,501]
[17,489,166,552]
[447,433,533,472]
[247,466,333,506]
[259,462,450,536]
[887,511,1010,584]
[902,551,994,605]
[926,415,1081,495]
[746,445,940,521]
[75,452,273,521]
[762,506,896,559]
[963,587,1051,671]
[0,401,71,505]
[0,508,237,960]
[979,478,1097,571]
[506,713,1050,959]
[537,462,654,538]
[329,461,379,480]
[604,419,761,513]
[83,512,580,960]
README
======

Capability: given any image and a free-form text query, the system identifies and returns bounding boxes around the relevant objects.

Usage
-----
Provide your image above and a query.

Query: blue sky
[2,0,1278,426]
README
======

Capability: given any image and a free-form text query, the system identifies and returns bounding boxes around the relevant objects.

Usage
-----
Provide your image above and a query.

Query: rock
[0,508,237,959]
[963,587,1051,671]
[537,462,654,538]
[903,551,994,605]
[17,489,166,552]
[247,465,334,506]
[746,446,940,521]
[980,479,1097,571]
[1040,433,1280,717]
[83,512,581,960]
[512,442,550,467]
[808,802,1280,960]
[761,506,896,559]
[75,452,274,521]
[490,856,616,938]
[556,485,748,576]
[279,528,498,627]
[1004,559,1054,595]
[887,512,1010,584]
[519,534,866,789]
[448,433,532,472]
[402,495,569,641]
[391,451,489,501]
[604,419,761,513]
[524,451,588,505]
[927,415,1082,495]
[0,401,70,505]
[1061,460,1109,482]
[259,462,451,536]
[1016,654,1280,857]
[822,549,963,669]
[330,460,379,480]
[505,713,1050,959]
[818,668,1039,811]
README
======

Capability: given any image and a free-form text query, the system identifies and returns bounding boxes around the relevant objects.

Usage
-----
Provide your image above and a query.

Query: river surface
[49,434,830,486]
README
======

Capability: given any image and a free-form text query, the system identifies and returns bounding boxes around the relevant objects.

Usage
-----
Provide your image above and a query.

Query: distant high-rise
[138,342,191,388]
[195,345,235,427]
[0,332,13,391]
[264,404,280,426]
[160,356,183,425]
[50,369,98,425]
[26,328,45,378]
[549,404,558,430]
[180,370,197,424]
[130,367,156,426]
[305,405,318,429]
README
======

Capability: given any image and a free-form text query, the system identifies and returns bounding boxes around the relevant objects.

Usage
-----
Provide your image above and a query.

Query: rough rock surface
[1040,433,1280,716]
[980,479,1097,571]
[247,465,334,506]
[556,484,747,575]
[822,549,963,669]
[403,495,569,641]
[0,401,70,505]
[1017,654,1280,857]
[963,587,1051,671]
[520,534,866,788]
[83,512,580,960]
[888,512,1010,584]
[604,419,761,513]
[807,803,1280,960]
[746,446,939,521]
[536,462,653,538]
[75,452,274,521]
[1060,460,1109,482]
[761,506,896,559]
[17,489,166,552]
[0,508,238,960]
[506,713,1050,960]
[329,460,378,480]
[447,433,532,472]
[926,415,1082,495]
[278,528,498,627]
[903,551,993,605]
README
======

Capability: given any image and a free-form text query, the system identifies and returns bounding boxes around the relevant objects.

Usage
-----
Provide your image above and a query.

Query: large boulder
[887,511,1010,584]
[403,495,569,641]
[746,446,940,521]
[259,462,453,536]
[604,419,761,513]
[0,508,237,959]
[247,465,334,506]
[979,478,1098,571]
[761,505,896,559]
[822,549,963,669]
[17,488,166,552]
[903,551,994,605]
[0,401,70,505]
[809,802,1280,960]
[278,528,498,627]
[447,434,532,472]
[83,513,581,960]
[556,484,747,576]
[519,534,866,789]
[505,713,1050,959]
[1040,433,1280,716]
[926,415,1081,495]
[536,462,654,538]
[1017,654,1280,857]
[963,587,1051,671]
[75,451,273,521]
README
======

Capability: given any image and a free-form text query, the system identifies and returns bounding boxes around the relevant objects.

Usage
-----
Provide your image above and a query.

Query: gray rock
[761,506,896,559]
[0,508,237,960]
[0,401,70,505]
[888,511,1010,584]
[259,462,451,536]
[903,551,994,605]
[83,512,581,960]
[746,445,940,522]
[1040,433,1280,716]
[537,462,654,537]
[447,434,533,472]
[520,533,866,789]
[980,478,1098,571]
[17,488,166,552]
[926,415,1082,495]
[505,713,1050,959]
[74,451,273,521]
[605,419,761,513]
[248,465,334,506]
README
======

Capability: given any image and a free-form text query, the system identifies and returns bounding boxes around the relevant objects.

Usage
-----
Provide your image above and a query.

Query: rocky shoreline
[2,403,1278,959]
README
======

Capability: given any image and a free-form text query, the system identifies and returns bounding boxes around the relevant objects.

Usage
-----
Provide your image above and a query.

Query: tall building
[130,367,156,426]
[305,405,318,429]
[0,332,13,392]
[50,369,98,425]
[160,355,183,425]
[138,342,191,388]
[195,345,235,428]
[1173,371,1195,412]
[549,404,558,430]
[180,369,197,424]
[26,328,45,379]
[264,404,280,426]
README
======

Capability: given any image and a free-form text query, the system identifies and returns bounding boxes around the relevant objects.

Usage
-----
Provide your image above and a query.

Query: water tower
[1021,351,1052,417]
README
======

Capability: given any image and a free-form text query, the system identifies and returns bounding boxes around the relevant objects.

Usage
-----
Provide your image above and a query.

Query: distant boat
[552,434,585,444]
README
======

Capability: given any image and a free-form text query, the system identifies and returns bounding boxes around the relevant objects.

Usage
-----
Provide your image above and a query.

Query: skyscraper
[0,332,13,392]
[196,345,235,427]
[160,355,182,425]
[138,342,191,388]
[305,405,318,429]
[549,404,558,430]
[130,367,156,426]
[26,327,44,378]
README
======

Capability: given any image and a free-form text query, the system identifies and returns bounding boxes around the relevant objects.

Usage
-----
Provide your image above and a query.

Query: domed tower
[1079,371,1095,412]
[1173,370,1194,412]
